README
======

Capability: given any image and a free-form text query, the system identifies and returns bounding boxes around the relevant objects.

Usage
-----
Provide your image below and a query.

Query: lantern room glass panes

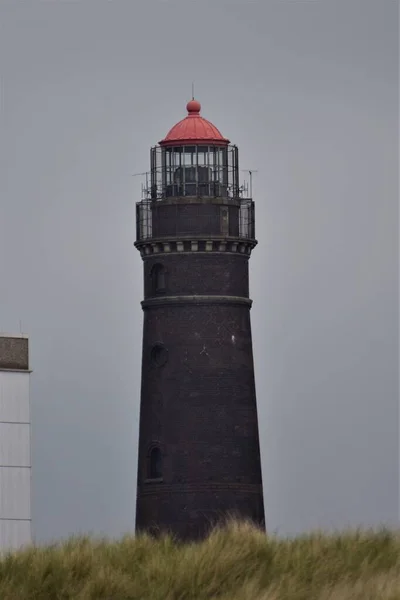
[161,145,234,198]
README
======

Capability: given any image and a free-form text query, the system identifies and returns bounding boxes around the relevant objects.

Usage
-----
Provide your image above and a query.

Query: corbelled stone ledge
[141,295,253,309]
[139,482,263,496]
[135,237,257,257]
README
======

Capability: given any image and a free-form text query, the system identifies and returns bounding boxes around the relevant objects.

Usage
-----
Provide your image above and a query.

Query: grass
[1,518,400,599]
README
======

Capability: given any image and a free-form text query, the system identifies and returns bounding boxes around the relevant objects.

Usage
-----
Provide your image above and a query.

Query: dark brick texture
[143,253,249,299]
[135,192,264,541]
[136,270,264,539]
[152,202,240,238]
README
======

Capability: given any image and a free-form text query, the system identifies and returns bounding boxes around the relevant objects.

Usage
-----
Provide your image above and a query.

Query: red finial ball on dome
[187,99,201,114]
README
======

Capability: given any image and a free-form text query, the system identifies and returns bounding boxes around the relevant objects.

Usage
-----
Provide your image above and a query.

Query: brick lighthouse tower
[134,99,264,540]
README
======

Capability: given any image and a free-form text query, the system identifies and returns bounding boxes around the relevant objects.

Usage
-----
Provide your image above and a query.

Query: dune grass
[1,518,400,599]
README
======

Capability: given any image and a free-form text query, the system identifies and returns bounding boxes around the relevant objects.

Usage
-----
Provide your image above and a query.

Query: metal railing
[136,198,255,242]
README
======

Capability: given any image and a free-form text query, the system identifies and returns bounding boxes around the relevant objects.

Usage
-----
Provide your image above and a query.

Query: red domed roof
[159,99,230,146]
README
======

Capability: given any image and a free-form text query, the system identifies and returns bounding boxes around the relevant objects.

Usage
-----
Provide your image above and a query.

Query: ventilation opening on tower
[147,446,163,481]
[151,263,166,295]
[150,343,168,368]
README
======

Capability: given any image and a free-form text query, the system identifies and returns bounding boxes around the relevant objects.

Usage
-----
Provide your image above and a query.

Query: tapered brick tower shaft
[134,99,264,540]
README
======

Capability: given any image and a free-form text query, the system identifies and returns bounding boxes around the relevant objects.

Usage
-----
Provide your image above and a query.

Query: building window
[148,447,163,480]
[150,343,168,367]
[151,263,166,295]
[220,206,229,235]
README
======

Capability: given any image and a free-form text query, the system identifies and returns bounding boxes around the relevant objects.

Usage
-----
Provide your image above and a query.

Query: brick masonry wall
[137,485,264,540]
[136,300,265,539]
[152,203,240,238]
[143,253,249,299]
[136,194,264,541]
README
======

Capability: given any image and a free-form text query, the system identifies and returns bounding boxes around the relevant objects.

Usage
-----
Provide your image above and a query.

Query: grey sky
[0,0,398,542]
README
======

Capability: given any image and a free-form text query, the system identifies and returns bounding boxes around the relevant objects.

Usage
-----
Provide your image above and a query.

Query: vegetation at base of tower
[1,519,400,599]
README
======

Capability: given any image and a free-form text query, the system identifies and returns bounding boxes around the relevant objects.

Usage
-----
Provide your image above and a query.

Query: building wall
[143,253,249,299]
[152,202,240,238]
[136,246,264,540]
[0,338,31,552]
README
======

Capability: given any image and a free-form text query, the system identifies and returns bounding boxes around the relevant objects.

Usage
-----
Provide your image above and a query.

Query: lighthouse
[134,99,264,540]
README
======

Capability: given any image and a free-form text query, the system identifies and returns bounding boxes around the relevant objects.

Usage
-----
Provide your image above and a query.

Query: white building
[0,334,31,552]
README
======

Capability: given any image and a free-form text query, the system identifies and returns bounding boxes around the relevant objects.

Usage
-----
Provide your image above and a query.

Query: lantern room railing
[134,143,256,243]
[136,197,255,242]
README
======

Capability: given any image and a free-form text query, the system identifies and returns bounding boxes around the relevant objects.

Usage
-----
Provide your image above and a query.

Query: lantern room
[150,100,240,199]
[135,99,255,243]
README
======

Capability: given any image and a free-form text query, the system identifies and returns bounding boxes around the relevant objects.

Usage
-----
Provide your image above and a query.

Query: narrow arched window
[149,447,162,480]
[151,263,166,295]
